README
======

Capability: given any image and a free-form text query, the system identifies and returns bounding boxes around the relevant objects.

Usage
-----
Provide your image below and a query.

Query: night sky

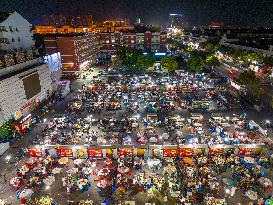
[1,0,273,27]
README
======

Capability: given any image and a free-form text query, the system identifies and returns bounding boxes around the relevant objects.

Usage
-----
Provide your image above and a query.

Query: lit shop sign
[88,148,103,158]
[27,144,264,158]
[169,13,182,16]
[155,52,166,56]
[163,148,177,157]
[230,80,241,91]
[209,148,224,156]
[20,114,32,123]
[178,148,194,157]
[27,147,42,157]
[238,147,254,156]
[56,148,73,157]
[13,110,22,120]
[118,148,134,156]
[20,101,32,111]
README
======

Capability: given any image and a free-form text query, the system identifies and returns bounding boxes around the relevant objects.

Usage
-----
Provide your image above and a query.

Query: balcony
[0,38,9,44]
[0,26,7,32]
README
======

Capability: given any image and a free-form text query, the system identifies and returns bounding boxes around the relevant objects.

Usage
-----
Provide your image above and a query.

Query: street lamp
[5,155,11,163]
[225,188,230,194]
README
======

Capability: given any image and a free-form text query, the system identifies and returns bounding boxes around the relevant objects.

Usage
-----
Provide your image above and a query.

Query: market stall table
[243,157,256,165]
[43,175,55,186]
[258,177,272,191]
[147,158,161,168]
[10,177,23,189]
[98,168,110,176]
[59,157,69,165]
[104,158,112,166]
[97,179,108,188]
[163,164,176,176]
[67,168,78,175]
[77,178,90,191]
[74,159,84,165]
[245,190,258,200]
[82,167,93,175]
[117,166,130,174]
[52,168,62,175]
[19,165,29,176]
[19,189,34,202]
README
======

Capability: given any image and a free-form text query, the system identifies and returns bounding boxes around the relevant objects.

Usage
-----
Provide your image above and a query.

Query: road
[214,61,273,97]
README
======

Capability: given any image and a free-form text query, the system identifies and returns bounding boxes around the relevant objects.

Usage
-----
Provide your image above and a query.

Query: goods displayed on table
[5,70,273,205]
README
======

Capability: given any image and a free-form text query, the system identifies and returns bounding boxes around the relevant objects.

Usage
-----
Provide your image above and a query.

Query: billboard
[22,72,41,100]
[44,52,62,83]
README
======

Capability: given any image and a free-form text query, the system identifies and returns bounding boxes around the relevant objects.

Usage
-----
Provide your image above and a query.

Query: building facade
[34,25,93,35]
[168,13,184,29]
[99,31,167,54]
[0,58,53,127]
[44,33,100,77]
[41,15,93,27]
[0,11,34,52]
[44,31,167,76]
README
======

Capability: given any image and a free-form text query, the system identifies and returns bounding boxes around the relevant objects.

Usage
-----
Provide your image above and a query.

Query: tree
[199,42,219,53]
[136,55,155,71]
[170,46,177,53]
[205,55,221,67]
[237,70,260,85]
[117,46,128,63]
[187,55,205,72]
[262,56,273,67]
[116,46,156,74]
[249,87,264,104]
[160,56,179,73]
[112,58,122,69]
[185,46,193,52]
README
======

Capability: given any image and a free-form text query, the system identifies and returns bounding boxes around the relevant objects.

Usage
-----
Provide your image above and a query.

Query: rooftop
[0,12,12,23]
[0,58,44,81]
[43,32,94,38]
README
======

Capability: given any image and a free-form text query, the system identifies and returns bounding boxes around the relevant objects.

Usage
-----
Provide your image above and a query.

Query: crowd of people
[7,70,273,205]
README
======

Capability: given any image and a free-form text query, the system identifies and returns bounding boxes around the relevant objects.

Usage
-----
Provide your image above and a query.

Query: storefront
[12,114,33,134]
[192,100,210,110]
[26,144,265,159]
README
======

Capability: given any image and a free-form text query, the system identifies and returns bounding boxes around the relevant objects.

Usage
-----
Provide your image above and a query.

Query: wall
[44,33,100,76]
[98,31,167,53]
[220,35,273,57]
[0,12,34,52]
[43,52,62,90]
[0,58,43,77]
[0,64,52,126]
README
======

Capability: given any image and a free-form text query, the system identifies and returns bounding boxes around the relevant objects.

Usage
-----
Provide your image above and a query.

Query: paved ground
[0,67,103,204]
[0,66,272,204]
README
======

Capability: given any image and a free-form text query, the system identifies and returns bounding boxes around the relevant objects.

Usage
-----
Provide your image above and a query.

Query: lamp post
[5,155,11,163]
